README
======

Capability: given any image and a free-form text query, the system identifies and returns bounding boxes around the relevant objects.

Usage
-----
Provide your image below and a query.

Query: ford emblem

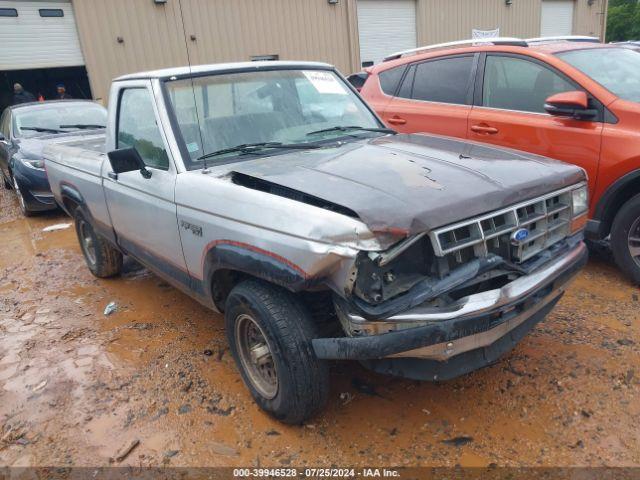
[511,228,530,244]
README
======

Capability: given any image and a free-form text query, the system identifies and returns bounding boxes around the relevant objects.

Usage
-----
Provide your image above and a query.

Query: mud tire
[611,193,640,285]
[74,209,123,278]
[225,279,329,424]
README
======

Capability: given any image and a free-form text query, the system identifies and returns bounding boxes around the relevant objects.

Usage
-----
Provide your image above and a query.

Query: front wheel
[74,209,123,278]
[611,193,640,285]
[225,279,329,424]
[13,176,33,217]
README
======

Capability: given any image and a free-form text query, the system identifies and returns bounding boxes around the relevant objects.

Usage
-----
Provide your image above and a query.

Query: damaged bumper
[312,241,587,380]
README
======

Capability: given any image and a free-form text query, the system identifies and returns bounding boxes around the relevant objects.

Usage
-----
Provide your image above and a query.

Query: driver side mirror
[107,147,152,179]
[544,91,597,120]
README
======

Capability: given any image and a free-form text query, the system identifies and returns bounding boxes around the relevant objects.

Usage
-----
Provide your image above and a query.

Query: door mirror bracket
[107,147,153,179]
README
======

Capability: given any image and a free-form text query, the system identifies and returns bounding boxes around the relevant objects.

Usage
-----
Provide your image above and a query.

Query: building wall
[72,0,360,102]
[415,0,608,45]
[72,0,607,103]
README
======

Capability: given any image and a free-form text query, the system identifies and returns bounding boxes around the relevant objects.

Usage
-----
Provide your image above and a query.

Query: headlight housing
[20,158,45,170]
[571,185,588,217]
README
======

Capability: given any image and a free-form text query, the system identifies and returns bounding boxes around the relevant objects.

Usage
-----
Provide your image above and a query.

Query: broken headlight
[353,235,435,304]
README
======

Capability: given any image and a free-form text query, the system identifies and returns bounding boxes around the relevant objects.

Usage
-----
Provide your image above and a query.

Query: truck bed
[44,134,113,229]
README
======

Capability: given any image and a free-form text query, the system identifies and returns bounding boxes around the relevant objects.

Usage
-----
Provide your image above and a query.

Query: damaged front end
[313,185,589,381]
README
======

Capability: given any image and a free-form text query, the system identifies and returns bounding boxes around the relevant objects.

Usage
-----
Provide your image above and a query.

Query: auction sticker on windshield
[303,70,348,95]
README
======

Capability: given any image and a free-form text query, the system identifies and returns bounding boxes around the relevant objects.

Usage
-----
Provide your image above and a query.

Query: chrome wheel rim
[13,177,26,212]
[79,220,97,266]
[235,313,278,399]
[629,216,640,268]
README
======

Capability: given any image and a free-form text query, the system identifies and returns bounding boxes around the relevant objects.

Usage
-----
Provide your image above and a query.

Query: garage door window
[483,56,575,114]
[39,9,64,17]
[0,8,17,17]
[117,88,169,170]
[410,56,474,105]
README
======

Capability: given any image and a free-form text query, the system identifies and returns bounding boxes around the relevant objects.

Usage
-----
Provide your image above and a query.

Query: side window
[483,56,576,114]
[397,65,415,99]
[411,56,474,105]
[378,65,407,96]
[117,88,169,170]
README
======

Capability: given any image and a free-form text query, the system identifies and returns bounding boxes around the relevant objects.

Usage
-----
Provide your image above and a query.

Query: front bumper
[14,164,56,212]
[312,241,587,380]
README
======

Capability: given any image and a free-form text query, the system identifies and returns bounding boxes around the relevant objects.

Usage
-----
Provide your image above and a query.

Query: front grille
[430,187,575,266]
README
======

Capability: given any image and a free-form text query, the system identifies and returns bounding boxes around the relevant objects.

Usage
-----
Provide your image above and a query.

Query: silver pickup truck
[45,61,588,423]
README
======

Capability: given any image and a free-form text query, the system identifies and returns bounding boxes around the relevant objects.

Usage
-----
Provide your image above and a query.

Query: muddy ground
[0,186,638,469]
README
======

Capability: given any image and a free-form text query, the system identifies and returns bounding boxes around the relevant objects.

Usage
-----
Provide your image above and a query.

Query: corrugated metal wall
[72,0,359,102]
[71,0,607,103]
[416,0,607,45]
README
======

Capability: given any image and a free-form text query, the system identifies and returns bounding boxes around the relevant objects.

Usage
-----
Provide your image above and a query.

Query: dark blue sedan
[0,100,107,216]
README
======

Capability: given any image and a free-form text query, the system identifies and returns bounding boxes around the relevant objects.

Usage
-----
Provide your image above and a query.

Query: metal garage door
[357,0,416,67]
[0,0,84,71]
[540,0,575,37]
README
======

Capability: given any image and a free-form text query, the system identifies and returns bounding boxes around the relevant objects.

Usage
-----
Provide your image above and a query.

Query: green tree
[607,0,640,42]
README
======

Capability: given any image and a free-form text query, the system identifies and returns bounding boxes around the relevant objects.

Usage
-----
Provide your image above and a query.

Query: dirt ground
[0,186,638,469]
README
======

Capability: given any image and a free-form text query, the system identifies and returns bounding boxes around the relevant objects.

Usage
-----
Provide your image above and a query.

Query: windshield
[557,48,640,103]
[165,69,382,168]
[13,103,107,138]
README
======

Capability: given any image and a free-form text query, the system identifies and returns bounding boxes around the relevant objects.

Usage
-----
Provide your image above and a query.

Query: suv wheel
[611,193,640,285]
[225,279,329,424]
[74,209,123,278]
[13,176,33,217]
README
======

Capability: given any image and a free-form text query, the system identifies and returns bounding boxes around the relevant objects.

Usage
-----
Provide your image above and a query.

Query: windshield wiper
[21,126,65,133]
[197,142,321,163]
[59,124,106,129]
[306,125,396,137]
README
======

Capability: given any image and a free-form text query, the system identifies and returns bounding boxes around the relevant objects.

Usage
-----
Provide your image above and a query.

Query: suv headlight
[571,185,588,216]
[20,158,45,170]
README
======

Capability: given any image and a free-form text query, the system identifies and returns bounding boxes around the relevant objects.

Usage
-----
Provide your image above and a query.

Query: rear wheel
[225,279,329,424]
[13,176,33,217]
[74,209,123,278]
[611,193,640,285]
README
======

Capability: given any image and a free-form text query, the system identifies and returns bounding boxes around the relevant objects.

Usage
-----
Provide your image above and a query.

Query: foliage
[607,0,640,42]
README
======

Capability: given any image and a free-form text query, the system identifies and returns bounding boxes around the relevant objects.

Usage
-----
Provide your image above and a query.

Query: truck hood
[230,134,586,235]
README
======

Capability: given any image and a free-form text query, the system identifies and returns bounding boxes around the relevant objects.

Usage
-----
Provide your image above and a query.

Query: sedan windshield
[557,48,640,103]
[165,69,383,168]
[13,103,107,138]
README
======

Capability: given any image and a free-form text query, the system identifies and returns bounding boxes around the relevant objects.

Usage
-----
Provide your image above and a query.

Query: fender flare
[59,181,86,215]
[201,240,316,298]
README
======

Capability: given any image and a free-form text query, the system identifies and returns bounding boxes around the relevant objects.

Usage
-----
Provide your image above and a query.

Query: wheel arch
[593,169,640,238]
[202,241,316,311]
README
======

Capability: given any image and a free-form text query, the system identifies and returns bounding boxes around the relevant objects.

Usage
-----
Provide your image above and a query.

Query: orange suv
[356,37,640,284]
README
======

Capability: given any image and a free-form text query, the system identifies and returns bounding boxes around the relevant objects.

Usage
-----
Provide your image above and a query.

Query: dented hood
[230,134,586,234]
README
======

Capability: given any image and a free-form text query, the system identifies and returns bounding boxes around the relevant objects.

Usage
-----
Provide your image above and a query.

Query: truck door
[103,82,188,283]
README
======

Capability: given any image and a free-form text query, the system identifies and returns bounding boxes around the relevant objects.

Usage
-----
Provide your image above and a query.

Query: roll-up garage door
[0,0,85,71]
[540,0,575,37]
[357,0,417,67]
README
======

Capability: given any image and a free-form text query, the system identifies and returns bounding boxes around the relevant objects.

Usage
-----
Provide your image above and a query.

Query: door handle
[107,171,118,181]
[387,116,407,126]
[471,124,499,134]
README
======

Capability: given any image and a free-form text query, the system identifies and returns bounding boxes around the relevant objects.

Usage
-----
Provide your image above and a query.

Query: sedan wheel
[13,176,31,216]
